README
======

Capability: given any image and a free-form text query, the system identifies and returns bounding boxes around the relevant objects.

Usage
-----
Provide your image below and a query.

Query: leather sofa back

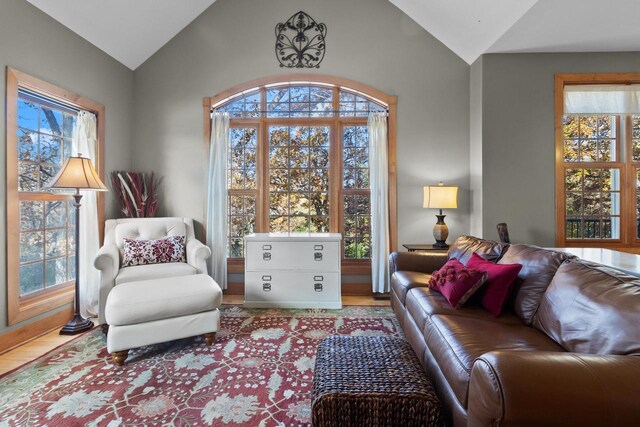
[498,245,573,325]
[448,236,507,265]
[534,260,640,355]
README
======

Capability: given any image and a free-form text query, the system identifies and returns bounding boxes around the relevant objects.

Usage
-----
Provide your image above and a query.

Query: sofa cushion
[406,287,522,331]
[534,260,640,355]
[424,314,565,408]
[106,274,222,326]
[391,271,431,306]
[499,245,573,325]
[448,236,507,265]
[429,259,488,309]
[115,262,197,285]
[466,253,523,316]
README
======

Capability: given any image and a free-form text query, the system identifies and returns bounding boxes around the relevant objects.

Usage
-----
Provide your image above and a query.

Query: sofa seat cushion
[106,274,222,326]
[534,260,640,355]
[424,314,565,408]
[406,287,522,331]
[115,262,197,285]
[391,271,431,306]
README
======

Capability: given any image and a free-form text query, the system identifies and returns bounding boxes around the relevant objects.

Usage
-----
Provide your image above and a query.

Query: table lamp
[47,155,108,335]
[423,182,458,248]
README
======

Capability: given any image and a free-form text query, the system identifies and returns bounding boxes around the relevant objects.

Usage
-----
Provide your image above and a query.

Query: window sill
[8,282,74,325]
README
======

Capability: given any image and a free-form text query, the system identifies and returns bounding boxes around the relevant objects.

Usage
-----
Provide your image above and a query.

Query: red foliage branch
[109,171,162,218]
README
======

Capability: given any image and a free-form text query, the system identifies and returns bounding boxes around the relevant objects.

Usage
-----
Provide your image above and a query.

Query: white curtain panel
[206,112,230,289]
[72,111,100,317]
[368,113,390,293]
[564,84,640,114]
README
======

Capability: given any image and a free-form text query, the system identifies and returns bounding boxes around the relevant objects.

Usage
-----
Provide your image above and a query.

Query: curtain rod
[19,88,80,114]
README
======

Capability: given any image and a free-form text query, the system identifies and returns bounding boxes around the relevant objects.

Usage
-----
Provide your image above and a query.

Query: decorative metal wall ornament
[275,11,327,68]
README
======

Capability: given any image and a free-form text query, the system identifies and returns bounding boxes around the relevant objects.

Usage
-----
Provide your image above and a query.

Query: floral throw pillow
[122,236,186,267]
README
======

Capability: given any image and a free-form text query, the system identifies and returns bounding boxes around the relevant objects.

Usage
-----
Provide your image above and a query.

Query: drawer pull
[262,275,272,281]
[263,283,271,292]
[314,283,323,292]
[314,244,324,250]
[262,244,272,250]
[263,252,271,261]
[314,275,324,281]
[314,252,323,261]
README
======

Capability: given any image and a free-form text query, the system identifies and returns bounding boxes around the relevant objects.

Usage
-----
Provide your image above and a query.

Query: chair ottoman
[105,273,222,366]
[312,335,442,427]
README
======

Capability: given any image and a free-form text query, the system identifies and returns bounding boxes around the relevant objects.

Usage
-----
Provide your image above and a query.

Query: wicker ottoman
[312,335,442,427]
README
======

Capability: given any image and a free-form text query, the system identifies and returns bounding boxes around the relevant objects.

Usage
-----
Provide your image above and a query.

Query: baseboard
[0,306,73,355]
[225,282,373,296]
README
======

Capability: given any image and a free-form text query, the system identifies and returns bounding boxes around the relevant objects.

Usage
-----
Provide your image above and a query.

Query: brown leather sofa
[390,236,640,427]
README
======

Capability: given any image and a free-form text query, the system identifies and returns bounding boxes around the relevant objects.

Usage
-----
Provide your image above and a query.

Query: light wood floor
[0,295,389,376]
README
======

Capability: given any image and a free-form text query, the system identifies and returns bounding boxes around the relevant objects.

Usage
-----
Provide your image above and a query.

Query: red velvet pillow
[428,259,488,309]
[466,252,522,316]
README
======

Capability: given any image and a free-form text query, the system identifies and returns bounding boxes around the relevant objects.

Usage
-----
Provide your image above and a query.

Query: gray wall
[481,52,640,245]
[132,0,471,247]
[470,57,483,237]
[0,0,134,334]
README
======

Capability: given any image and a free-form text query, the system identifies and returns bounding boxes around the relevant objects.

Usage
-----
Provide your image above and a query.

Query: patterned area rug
[0,305,401,426]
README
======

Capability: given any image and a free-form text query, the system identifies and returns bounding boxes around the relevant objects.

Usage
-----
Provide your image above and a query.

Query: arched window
[205,76,397,274]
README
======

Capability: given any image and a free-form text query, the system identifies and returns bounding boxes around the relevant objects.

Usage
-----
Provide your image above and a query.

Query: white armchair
[94,217,211,328]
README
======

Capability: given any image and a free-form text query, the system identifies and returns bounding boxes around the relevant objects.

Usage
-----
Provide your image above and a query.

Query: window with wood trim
[207,76,397,269]
[555,74,640,247]
[17,91,78,296]
[6,68,105,325]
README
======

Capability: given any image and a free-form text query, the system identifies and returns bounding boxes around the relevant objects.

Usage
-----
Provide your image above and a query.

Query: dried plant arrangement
[110,171,161,218]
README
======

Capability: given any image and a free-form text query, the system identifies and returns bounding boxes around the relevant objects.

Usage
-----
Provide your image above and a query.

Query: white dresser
[244,233,342,309]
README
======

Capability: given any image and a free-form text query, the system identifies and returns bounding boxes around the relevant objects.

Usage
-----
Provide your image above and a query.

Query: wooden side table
[402,244,449,253]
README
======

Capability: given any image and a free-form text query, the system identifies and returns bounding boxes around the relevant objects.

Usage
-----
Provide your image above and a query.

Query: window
[6,68,105,325]
[227,127,257,257]
[555,74,640,246]
[17,91,78,296]
[207,76,397,271]
[267,125,330,234]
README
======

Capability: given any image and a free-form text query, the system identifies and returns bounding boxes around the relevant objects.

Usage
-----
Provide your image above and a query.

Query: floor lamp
[47,156,108,335]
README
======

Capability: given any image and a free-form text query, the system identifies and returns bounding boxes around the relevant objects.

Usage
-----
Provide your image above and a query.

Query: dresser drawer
[245,241,339,272]
[245,271,340,307]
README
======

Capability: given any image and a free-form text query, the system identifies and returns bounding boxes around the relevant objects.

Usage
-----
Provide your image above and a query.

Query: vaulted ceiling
[25,0,640,70]
[25,0,218,69]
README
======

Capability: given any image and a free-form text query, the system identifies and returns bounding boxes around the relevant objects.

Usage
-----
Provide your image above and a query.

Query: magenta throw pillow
[466,252,522,316]
[428,258,488,309]
[122,236,186,267]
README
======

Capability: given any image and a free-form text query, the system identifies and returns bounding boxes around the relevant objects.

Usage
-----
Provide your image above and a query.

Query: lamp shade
[423,184,458,209]
[47,156,108,191]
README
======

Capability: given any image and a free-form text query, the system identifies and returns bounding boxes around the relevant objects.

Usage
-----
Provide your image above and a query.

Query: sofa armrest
[187,239,211,274]
[389,251,448,275]
[468,351,640,427]
[94,244,120,325]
